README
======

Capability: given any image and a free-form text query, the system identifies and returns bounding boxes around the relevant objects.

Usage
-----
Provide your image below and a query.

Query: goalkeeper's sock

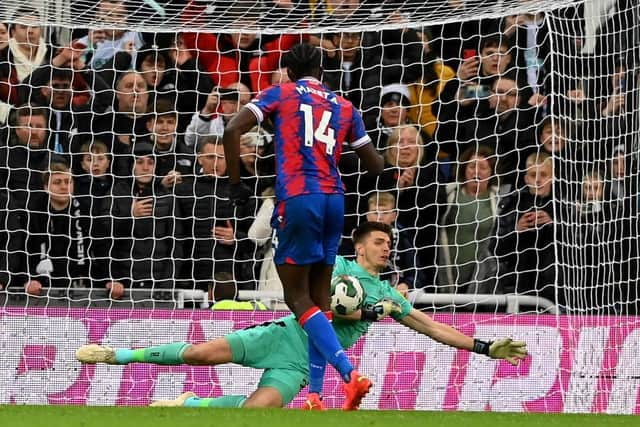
[184,395,247,408]
[115,342,190,365]
[299,306,353,383]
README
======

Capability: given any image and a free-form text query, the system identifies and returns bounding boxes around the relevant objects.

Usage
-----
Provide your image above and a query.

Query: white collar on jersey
[298,77,322,84]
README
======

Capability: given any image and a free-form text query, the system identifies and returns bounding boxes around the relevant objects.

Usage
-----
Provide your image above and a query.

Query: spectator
[405,35,457,144]
[77,0,144,70]
[585,58,636,152]
[501,14,549,108]
[75,140,113,217]
[0,104,50,209]
[7,161,89,295]
[436,36,517,157]
[438,145,499,294]
[321,32,381,122]
[0,22,7,122]
[529,116,579,198]
[364,191,417,298]
[22,61,110,159]
[247,187,283,295]
[180,11,302,92]
[74,140,113,291]
[20,44,112,171]
[167,33,215,133]
[491,152,560,304]
[184,87,244,150]
[538,116,568,156]
[571,169,618,314]
[0,23,8,51]
[98,142,182,298]
[368,83,413,151]
[603,144,640,315]
[226,82,252,107]
[457,76,537,189]
[0,7,52,107]
[98,39,214,132]
[372,124,445,290]
[442,35,514,112]
[503,12,586,114]
[239,125,273,195]
[605,144,635,204]
[142,98,195,187]
[175,137,257,293]
[82,71,149,176]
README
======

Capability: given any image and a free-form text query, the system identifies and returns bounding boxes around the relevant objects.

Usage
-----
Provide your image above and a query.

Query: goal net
[1,0,640,413]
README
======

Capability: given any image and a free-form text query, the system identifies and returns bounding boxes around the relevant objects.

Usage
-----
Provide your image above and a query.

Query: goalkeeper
[76,221,527,410]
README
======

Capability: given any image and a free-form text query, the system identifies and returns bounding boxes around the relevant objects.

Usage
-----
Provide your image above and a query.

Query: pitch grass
[0,405,635,427]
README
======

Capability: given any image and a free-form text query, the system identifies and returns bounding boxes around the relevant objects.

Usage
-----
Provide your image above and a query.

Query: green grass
[0,406,636,427]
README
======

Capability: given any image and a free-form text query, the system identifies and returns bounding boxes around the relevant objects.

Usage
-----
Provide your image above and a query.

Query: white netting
[1,1,578,34]
[1,0,640,412]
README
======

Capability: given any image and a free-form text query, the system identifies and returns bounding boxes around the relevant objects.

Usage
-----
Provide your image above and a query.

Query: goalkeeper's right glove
[360,298,402,321]
[473,338,528,366]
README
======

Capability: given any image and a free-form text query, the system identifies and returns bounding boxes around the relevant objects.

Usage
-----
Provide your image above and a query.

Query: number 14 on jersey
[300,103,336,155]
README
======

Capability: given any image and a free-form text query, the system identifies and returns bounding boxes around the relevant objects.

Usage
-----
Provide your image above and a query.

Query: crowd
[0,1,638,313]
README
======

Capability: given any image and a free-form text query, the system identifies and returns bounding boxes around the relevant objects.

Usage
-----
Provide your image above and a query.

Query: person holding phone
[490,152,560,305]
[457,37,513,103]
[435,36,516,159]
[175,136,257,297]
[97,142,181,298]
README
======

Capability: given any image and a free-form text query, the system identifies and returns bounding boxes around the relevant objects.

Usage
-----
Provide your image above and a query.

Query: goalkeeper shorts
[225,318,309,405]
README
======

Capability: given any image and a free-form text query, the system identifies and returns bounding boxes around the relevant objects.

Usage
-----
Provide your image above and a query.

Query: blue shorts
[271,193,344,265]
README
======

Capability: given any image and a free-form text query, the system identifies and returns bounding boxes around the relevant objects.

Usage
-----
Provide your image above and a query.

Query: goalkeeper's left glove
[473,338,528,366]
[360,298,402,321]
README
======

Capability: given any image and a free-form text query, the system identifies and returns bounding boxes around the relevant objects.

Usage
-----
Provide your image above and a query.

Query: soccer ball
[330,275,364,315]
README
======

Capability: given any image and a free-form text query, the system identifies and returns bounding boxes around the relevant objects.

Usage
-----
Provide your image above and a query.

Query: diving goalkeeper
[76,221,528,410]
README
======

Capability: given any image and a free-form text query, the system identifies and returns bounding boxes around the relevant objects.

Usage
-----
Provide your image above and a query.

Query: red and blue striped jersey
[246,78,371,201]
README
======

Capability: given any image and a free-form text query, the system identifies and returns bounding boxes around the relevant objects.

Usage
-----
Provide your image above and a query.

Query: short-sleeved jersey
[331,255,413,349]
[246,78,371,201]
[249,256,412,357]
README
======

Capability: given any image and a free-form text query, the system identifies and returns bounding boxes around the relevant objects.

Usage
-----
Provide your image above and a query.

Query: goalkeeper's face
[357,231,391,272]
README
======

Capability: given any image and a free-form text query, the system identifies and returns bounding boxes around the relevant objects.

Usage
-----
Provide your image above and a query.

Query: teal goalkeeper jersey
[245,256,414,360]
[331,255,413,349]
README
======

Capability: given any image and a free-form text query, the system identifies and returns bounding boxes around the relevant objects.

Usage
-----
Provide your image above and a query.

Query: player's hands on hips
[229,182,252,207]
[372,298,402,320]
[488,338,528,366]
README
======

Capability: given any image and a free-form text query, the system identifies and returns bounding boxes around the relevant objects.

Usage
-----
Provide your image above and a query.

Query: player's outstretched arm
[223,108,258,205]
[354,142,384,176]
[223,108,258,184]
[399,308,528,366]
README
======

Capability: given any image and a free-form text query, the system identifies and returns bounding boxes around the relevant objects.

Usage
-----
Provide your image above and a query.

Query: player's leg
[276,263,331,407]
[319,194,372,410]
[273,195,355,405]
[152,365,305,409]
[152,335,307,409]
[305,262,333,399]
[76,337,232,366]
[151,387,281,408]
[276,263,314,317]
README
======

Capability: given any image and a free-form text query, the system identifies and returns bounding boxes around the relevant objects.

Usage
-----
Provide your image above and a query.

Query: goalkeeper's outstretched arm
[399,308,528,366]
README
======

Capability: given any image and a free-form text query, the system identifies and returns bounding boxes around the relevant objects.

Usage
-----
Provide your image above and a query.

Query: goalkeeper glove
[360,298,402,321]
[473,338,528,366]
[229,182,252,207]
